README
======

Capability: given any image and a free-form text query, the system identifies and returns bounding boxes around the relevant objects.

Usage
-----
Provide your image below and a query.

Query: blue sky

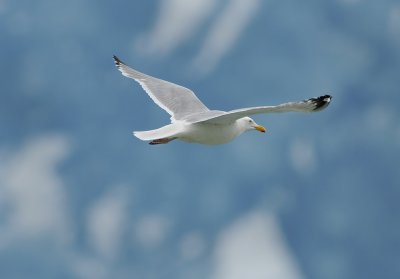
[1,0,400,279]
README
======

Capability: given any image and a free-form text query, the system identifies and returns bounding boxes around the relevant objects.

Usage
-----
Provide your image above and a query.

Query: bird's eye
[248,120,252,123]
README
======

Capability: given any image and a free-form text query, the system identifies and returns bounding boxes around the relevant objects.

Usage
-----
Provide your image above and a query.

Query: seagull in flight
[113,55,332,145]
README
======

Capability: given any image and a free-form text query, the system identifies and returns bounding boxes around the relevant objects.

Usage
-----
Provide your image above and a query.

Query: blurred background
[1,0,400,278]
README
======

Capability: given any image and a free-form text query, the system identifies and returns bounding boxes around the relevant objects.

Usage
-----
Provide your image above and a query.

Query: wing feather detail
[113,55,209,121]
[191,95,332,124]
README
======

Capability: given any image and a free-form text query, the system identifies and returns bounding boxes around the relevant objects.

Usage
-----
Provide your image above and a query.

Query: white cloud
[0,135,72,247]
[389,5,400,43]
[70,255,108,279]
[365,105,396,133]
[0,0,7,14]
[133,214,170,248]
[86,187,129,260]
[136,0,215,56]
[211,211,304,279]
[192,0,262,75]
[179,231,206,261]
[135,0,261,75]
[289,138,317,175]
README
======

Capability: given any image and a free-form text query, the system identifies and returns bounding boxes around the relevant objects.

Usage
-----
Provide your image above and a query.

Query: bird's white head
[239,117,266,133]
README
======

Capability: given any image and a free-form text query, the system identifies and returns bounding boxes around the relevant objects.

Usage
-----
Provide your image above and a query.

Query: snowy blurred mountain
[1,0,400,279]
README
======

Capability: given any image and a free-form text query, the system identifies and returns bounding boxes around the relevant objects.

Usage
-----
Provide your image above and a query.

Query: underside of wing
[193,95,332,124]
[113,56,209,121]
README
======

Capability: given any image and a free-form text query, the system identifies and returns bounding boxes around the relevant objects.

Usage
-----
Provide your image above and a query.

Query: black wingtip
[310,94,332,111]
[113,55,122,66]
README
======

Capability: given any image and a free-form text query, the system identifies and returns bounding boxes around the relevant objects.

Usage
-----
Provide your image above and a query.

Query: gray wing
[190,95,332,124]
[113,56,209,121]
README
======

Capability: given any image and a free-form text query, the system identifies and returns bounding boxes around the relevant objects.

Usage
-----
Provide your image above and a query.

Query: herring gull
[113,55,332,145]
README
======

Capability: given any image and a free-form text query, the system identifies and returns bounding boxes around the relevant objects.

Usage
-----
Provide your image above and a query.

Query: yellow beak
[254,125,267,133]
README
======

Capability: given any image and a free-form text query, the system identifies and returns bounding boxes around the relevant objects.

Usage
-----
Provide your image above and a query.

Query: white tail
[133,124,180,141]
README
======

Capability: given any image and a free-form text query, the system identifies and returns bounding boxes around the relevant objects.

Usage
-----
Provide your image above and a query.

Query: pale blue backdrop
[1,0,399,279]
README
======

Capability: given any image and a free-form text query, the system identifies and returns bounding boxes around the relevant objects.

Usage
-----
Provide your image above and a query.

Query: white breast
[179,122,244,145]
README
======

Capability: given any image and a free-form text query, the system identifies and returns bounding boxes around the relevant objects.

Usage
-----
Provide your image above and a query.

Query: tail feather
[133,124,180,141]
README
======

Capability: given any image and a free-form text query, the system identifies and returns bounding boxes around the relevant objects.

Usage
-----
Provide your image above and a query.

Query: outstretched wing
[113,55,209,121]
[190,95,332,124]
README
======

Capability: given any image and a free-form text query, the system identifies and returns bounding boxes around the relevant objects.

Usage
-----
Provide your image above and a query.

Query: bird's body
[133,116,250,145]
[113,55,332,145]
[180,121,244,145]
[159,120,246,145]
